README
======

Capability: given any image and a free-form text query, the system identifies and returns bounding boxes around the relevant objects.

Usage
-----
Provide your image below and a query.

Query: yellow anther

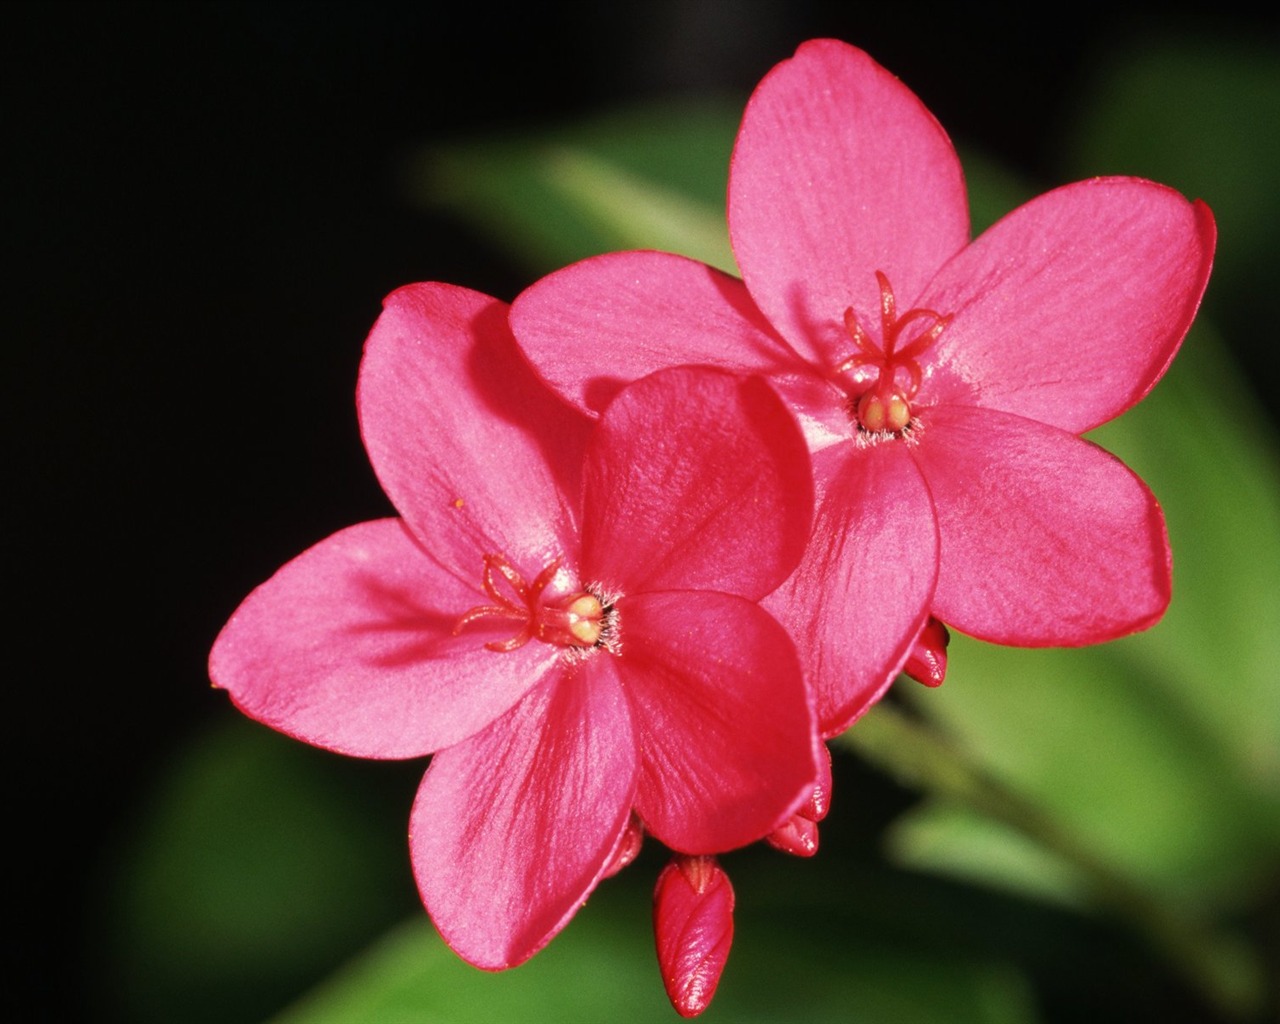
[564,593,605,645]
[856,390,911,433]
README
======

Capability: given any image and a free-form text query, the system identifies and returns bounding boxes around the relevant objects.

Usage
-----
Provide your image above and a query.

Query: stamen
[454,553,611,653]
[834,272,952,436]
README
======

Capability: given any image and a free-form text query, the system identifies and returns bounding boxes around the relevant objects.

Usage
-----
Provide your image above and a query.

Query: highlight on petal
[509,250,799,416]
[581,366,812,600]
[915,405,1172,645]
[210,520,560,758]
[729,39,968,366]
[412,660,637,969]
[653,856,735,1018]
[357,282,592,582]
[921,179,1217,433]
[616,590,817,853]
[764,443,938,736]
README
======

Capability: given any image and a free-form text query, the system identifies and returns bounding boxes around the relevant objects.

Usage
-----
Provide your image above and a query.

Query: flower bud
[602,814,644,878]
[765,743,833,857]
[903,616,950,687]
[653,855,734,1017]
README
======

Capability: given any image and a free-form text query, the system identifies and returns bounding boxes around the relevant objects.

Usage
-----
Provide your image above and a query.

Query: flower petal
[209,520,560,758]
[618,590,817,853]
[915,405,1171,644]
[921,179,1216,432]
[357,282,592,580]
[763,442,938,736]
[510,250,798,416]
[729,39,968,366]
[581,367,812,599]
[412,660,637,969]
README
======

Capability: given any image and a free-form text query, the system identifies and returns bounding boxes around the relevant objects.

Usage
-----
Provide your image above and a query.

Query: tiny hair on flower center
[835,271,951,437]
[453,553,618,654]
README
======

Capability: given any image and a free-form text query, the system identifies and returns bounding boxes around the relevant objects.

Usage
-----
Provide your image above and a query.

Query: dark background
[7,3,1276,1021]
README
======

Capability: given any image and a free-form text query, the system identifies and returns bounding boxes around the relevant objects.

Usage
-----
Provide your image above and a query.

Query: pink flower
[209,282,819,968]
[509,39,1217,737]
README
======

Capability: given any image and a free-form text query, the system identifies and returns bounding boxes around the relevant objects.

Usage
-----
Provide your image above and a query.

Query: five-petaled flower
[510,39,1216,738]
[209,282,820,969]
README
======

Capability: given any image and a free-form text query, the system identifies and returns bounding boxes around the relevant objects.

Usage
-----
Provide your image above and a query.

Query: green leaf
[93,718,416,1024]
[274,867,1039,1024]
[407,100,740,275]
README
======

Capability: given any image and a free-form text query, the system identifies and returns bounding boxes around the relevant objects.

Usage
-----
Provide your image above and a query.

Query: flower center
[835,271,951,436]
[453,553,614,653]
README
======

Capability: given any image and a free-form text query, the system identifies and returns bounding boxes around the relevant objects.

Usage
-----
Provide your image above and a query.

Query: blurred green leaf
[408,100,740,275]
[274,869,1039,1024]
[95,718,415,1024]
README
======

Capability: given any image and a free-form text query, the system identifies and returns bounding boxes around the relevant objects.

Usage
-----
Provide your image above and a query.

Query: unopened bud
[765,813,819,857]
[903,616,950,687]
[653,855,734,1018]
[602,814,644,878]
[765,743,833,856]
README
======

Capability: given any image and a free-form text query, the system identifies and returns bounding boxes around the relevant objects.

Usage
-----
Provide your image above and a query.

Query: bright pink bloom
[654,855,735,1018]
[510,40,1216,736]
[209,282,819,969]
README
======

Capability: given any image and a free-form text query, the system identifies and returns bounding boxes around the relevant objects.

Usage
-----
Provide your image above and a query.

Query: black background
[7,3,1276,1020]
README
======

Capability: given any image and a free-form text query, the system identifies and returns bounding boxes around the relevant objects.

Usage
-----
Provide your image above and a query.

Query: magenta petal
[510,250,798,416]
[618,591,817,853]
[209,520,560,758]
[412,661,637,969]
[764,443,937,736]
[729,39,968,365]
[582,367,812,599]
[357,282,591,580]
[916,405,1171,644]
[921,179,1216,432]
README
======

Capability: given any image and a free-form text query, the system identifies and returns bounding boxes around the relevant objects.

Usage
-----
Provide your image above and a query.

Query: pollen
[563,593,605,645]
[856,390,910,433]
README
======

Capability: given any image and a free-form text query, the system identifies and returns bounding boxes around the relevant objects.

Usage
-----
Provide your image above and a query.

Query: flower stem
[838,702,1264,1021]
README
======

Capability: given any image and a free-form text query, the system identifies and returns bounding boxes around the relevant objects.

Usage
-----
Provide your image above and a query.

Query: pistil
[454,553,609,652]
[836,271,951,435]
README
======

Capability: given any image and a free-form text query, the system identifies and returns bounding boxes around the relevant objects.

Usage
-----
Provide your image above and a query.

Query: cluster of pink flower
[210,40,1214,1016]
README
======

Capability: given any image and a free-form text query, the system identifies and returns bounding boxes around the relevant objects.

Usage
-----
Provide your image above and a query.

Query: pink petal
[209,520,560,758]
[509,250,798,416]
[914,405,1172,644]
[729,39,968,367]
[920,179,1216,433]
[617,590,817,853]
[763,442,938,736]
[581,367,812,600]
[357,282,592,582]
[653,856,734,1018]
[412,660,637,969]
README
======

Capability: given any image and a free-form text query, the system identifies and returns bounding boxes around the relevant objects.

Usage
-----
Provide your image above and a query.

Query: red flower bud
[602,814,644,878]
[653,855,734,1017]
[765,744,833,856]
[903,616,950,688]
